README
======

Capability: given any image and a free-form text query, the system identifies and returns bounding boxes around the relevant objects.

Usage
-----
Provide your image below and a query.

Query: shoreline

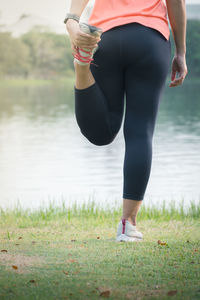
[0,75,199,88]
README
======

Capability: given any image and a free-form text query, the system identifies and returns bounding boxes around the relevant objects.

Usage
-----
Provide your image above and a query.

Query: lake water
[0,78,199,211]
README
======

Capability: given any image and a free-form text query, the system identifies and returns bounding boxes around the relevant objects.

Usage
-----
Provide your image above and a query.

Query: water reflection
[0,78,199,210]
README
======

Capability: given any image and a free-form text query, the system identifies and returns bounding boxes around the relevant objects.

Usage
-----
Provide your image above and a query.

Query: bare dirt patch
[0,253,44,274]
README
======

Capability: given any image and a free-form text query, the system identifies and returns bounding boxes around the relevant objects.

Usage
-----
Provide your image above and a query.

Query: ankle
[122,217,136,226]
[74,59,91,71]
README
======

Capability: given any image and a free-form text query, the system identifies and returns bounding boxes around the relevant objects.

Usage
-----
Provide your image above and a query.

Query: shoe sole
[80,22,103,36]
[116,234,143,242]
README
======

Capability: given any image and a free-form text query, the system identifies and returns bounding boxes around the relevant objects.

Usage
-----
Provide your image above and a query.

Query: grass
[0,198,200,228]
[0,200,200,300]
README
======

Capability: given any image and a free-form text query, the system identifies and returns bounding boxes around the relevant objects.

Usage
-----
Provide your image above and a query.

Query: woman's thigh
[90,28,125,135]
[121,22,171,138]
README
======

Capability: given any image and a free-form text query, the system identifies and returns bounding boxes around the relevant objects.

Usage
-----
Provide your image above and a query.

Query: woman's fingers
[169,55,188,87]
[169,71,187,87]
[79,33,100,42]
[79,32,97,39]
[74,37,99,48]
[171,68,176,81]
[74,43,98,49]
[74,39,99,48]
[169,74,184,87]
[77,31,100,43]
[66,20,101,54]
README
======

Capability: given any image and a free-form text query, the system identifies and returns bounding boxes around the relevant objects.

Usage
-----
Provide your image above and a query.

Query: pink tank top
[88,0,170,41]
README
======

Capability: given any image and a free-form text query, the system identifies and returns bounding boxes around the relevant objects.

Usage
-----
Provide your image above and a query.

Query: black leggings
[74,22,171,201]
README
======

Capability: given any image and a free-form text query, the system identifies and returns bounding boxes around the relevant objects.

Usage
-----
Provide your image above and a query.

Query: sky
[0,0,199,25]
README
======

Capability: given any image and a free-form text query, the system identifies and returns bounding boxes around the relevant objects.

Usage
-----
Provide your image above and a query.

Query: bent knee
[83,131,116,146]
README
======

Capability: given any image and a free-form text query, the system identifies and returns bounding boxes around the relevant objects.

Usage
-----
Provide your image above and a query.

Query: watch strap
[64,13,80,24]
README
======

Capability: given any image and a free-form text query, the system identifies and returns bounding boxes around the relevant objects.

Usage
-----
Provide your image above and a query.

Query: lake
[0,78,199,211]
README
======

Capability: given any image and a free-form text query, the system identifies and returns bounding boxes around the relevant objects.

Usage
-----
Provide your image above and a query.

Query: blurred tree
[22,28,74,79]
[0,32,30,77]
[186,20,200,77]
[169,19,200,78]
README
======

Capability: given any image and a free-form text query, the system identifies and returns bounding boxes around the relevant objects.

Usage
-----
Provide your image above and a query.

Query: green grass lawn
[0,200,199,300]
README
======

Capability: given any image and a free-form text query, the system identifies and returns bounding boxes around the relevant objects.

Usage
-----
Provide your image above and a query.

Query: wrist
[64,13,80,26]
[66,18,79,26]
[66,18,79,32]
[175,47,186,56]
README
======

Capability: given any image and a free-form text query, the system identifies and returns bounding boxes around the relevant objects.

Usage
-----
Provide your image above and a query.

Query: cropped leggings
[74,22,171,201]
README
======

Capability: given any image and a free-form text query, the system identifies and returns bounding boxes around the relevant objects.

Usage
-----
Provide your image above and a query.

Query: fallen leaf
[63,271,69,275]
[1,249,7,253]
[12,265,18,270]
[98,286,111,297]
[100,290,111,297]
[167,290,177,296]
[157,240,167,246]
[67,259,77,263]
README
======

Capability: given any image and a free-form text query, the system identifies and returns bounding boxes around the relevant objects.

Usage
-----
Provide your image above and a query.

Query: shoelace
[73,47,98,66]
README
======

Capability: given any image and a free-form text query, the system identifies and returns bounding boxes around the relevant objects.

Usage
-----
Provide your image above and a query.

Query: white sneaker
[116,218,143,242]
[73,22,103,66]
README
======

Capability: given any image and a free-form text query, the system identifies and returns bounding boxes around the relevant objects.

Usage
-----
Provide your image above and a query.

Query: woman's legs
[73,22,171,228]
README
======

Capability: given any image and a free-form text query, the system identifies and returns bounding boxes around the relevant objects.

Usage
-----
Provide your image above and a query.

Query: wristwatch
[64,13,80,25]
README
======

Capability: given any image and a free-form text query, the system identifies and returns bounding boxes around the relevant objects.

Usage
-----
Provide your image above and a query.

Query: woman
[65,0,188,242]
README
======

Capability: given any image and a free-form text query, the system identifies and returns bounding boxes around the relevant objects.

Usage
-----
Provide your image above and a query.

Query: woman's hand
[66,19,101,55]
[169,53,188,87]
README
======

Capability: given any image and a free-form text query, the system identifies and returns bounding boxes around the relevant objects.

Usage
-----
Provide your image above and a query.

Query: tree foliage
[0,20,199,79]
[0,32,30,77]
